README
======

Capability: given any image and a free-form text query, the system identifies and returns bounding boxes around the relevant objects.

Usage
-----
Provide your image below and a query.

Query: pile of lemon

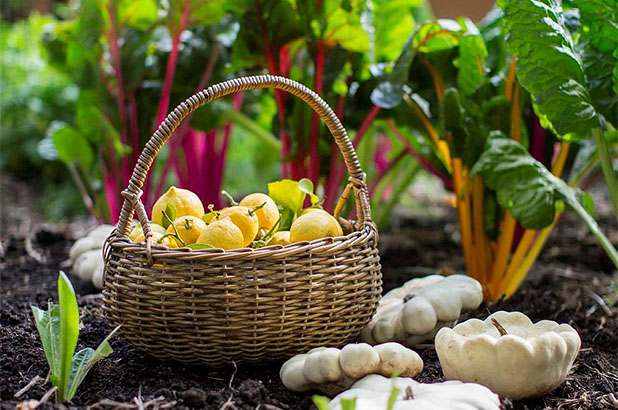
[128,184,343,250]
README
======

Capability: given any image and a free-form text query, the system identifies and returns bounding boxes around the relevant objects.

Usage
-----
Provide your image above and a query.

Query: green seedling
[31,271,119,402]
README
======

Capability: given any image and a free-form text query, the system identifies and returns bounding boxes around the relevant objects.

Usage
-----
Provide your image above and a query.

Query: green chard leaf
[370,33,415,109]
[456,33,488,96]
[498,0,599,140]
[472,137,618,270]
[472,138,560,229]
[370,0,419,62]
[52,125,95,169]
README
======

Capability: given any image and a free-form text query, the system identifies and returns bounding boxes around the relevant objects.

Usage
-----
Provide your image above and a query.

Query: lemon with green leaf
[152,186,204,226]
[165,215,207,245]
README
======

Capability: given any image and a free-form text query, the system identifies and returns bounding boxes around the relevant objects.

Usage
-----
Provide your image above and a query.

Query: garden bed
[1,208,616,410]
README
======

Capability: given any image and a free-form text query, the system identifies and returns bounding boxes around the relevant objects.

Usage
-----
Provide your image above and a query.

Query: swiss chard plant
[370,7,618,300]
[40,0,255,221]
[28,0,431,226]
[31,272,119,402]
[231,0,430,217]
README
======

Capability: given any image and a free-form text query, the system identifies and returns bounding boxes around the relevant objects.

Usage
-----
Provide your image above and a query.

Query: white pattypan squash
[280,342,423,396]
[361,274,483,346]
[69,224,114,289]
[435,310,581,400]
[328,374,500,410]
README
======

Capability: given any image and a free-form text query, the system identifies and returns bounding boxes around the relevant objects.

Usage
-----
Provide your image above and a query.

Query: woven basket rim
[106,223,376,259]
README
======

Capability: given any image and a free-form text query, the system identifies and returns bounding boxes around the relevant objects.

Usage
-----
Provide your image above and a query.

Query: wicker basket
[102,75,382,366]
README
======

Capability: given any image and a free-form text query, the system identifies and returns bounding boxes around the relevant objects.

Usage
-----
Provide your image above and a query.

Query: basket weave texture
[102,75,382,366]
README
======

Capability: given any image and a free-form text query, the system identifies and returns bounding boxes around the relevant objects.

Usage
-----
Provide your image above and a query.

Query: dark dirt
[1,207,617,409]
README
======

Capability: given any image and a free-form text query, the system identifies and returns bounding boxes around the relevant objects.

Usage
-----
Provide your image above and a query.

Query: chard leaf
[371,0,420,62]
[65,326,119,400]
[57,271,79,401]
[370,33,415,109]
[118,0,158,30]
[456,34,488,96]
[498,0,599,140]
[52,125,95,169]
[575,0,618,54]
[471,138,601,230]
[320,7,369,53]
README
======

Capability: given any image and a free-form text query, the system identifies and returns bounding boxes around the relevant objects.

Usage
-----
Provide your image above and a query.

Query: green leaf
[312,395,331,410]
[298,178,319,207]
[456,34,488,96]
[413,19,463,53]
[161,203,178,229]
[341,398,357,410]
[371,0,419,62]
[386,386,400,410]
[187,243,214,250]
[65,326,119,400]
[471,137,600,230]
[57,271,79,402]
[52,125,94,169]
[498,0,599,140]
[370,33,415,108]
[268,179,318,215]
[320,8,369,53]
[31,304,62,380]
[575,0,618,54]
[278,207,295,232]
[224,110,281,151]
[118,0,158,30]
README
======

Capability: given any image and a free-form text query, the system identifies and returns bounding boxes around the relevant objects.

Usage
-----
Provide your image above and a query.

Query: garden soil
[1,206,617,409]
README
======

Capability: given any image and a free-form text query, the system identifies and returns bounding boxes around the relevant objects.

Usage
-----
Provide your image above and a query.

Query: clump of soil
[1,209,617,409]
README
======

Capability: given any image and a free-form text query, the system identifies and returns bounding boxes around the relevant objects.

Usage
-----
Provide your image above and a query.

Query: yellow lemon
[239,193,280,237]
[128,222,166,241]
[166,215,207,245]
[218,206,259,247]
[300,207,328,217]
[132,231,180,248]
[268,231,291,246]
[290,211,343,243]
[151,186,205,226]
[196,217,244,250]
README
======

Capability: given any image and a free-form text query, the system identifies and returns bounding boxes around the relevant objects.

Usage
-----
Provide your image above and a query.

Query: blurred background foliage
[1,0,438,222]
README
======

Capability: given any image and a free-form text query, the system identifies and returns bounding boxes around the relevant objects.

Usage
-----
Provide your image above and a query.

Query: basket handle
[116,75,373,239]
